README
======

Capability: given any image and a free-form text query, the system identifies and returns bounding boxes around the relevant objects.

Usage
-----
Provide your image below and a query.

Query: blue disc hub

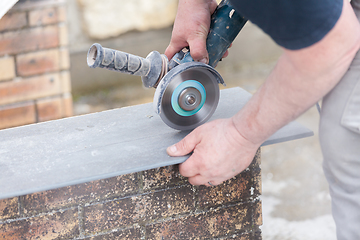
[171,80,206,116]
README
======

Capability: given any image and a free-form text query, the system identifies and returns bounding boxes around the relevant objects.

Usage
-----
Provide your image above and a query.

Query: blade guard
[154,62,224,130]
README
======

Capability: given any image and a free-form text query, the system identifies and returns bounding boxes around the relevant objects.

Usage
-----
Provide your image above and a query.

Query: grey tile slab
[0,87,313,199]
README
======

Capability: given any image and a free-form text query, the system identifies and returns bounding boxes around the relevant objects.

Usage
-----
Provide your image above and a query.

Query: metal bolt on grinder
[87,0,247,130]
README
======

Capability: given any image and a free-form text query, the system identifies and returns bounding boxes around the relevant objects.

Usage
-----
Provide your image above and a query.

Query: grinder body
[87,0,247,130]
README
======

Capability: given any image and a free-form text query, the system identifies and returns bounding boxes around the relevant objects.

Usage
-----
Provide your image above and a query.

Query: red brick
[142,165,187,191]
[0,73,62,105]
[0,101,36,129]
[197,170,253,210]
[60,70,71,92]
[0,56,15,81]
[253,168,262,196]
[84,227,142,240]
[222,231,262,240]
[84,185,194,234]
[222,233,252,240]
[36,95,73,121]
[59,23,68,46]
[57,6,67,23]
[29,7,59,26]
[249,149,261,170]
[146,202,253,239]
[254,200,263,227]
[0,12,27,32]
[84,197,135,234]
[62,93,73,117]
[17,49,60,77]
[0,198,18,220]
[36,97,63,122]
[0,208,79,239]
[0,25,59,56]
[59,47,70,70]
[132,185,195,222]
[22,174,139,217]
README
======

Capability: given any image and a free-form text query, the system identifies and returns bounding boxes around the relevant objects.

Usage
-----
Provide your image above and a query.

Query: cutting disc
[154,62,224,130]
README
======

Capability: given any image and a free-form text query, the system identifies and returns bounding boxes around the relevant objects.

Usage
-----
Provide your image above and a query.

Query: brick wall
[0,0,72,130]
[0,150,262,239]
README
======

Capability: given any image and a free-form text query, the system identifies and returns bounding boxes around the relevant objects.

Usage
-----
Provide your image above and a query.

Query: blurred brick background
[0,151,262,239]
[0,0,72,130]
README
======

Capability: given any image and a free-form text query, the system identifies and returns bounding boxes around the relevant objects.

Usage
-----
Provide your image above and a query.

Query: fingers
[167,130,204,178]
[222,43,232,59]
[178,152,202,178]
[178,149,218,180]
[166,131,200,157]
[187,174,207,186]
[165,33,209,63]
[164,41,184,61]
[186,174,223,187]
[188,36,209,63]
[209,0,218,14]
[166,38,232,64]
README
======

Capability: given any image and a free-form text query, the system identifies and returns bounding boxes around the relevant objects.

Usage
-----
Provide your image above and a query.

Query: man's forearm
[232,0,360,145]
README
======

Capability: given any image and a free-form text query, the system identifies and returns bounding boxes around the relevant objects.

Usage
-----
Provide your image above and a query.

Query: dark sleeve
[229,0,343,50]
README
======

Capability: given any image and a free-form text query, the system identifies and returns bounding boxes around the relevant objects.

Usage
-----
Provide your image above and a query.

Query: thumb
[167,132,200,157]
[165,42,182,62]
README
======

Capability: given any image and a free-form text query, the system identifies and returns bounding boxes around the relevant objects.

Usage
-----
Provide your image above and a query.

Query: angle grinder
[87,0,247,130]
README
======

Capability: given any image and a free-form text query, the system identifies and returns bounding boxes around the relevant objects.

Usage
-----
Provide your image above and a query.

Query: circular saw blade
[153,62,223,130]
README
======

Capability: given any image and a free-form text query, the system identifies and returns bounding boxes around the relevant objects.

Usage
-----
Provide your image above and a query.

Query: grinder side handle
[87,43,166,88]
[87,43,151,76]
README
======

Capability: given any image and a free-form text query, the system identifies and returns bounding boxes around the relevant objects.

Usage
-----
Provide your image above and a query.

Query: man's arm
[167,0,360,186]
[232,0,360,145]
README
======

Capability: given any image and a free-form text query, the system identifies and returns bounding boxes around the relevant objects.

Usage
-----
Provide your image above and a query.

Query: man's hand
[166,0,360,187]
[165,0,218,63]
[167,118,260,186]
